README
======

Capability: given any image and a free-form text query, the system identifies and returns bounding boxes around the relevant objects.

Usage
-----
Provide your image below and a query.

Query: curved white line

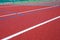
[0,5,59,17]
[1,16,60,40]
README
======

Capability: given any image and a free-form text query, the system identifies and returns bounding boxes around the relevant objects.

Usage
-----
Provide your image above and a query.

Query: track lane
[0,6,60,40]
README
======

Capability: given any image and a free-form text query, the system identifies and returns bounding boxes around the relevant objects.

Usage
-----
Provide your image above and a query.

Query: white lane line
[1,16,60,40]
[0,5,59,17]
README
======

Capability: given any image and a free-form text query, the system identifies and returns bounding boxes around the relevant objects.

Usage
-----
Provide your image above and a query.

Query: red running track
[0,6,60,40]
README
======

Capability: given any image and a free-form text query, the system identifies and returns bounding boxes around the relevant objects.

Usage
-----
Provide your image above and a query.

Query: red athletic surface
[0,6,60,40]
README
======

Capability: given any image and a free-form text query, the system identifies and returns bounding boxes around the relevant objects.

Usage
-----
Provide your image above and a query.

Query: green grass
[0,0,55,4]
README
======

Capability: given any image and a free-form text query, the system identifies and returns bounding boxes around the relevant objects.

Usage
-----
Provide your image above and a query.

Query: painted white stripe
[1,16,60,40]
[0,5,59,17]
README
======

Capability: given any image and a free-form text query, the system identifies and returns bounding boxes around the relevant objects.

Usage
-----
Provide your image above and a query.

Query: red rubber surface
[0,6,60,40]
